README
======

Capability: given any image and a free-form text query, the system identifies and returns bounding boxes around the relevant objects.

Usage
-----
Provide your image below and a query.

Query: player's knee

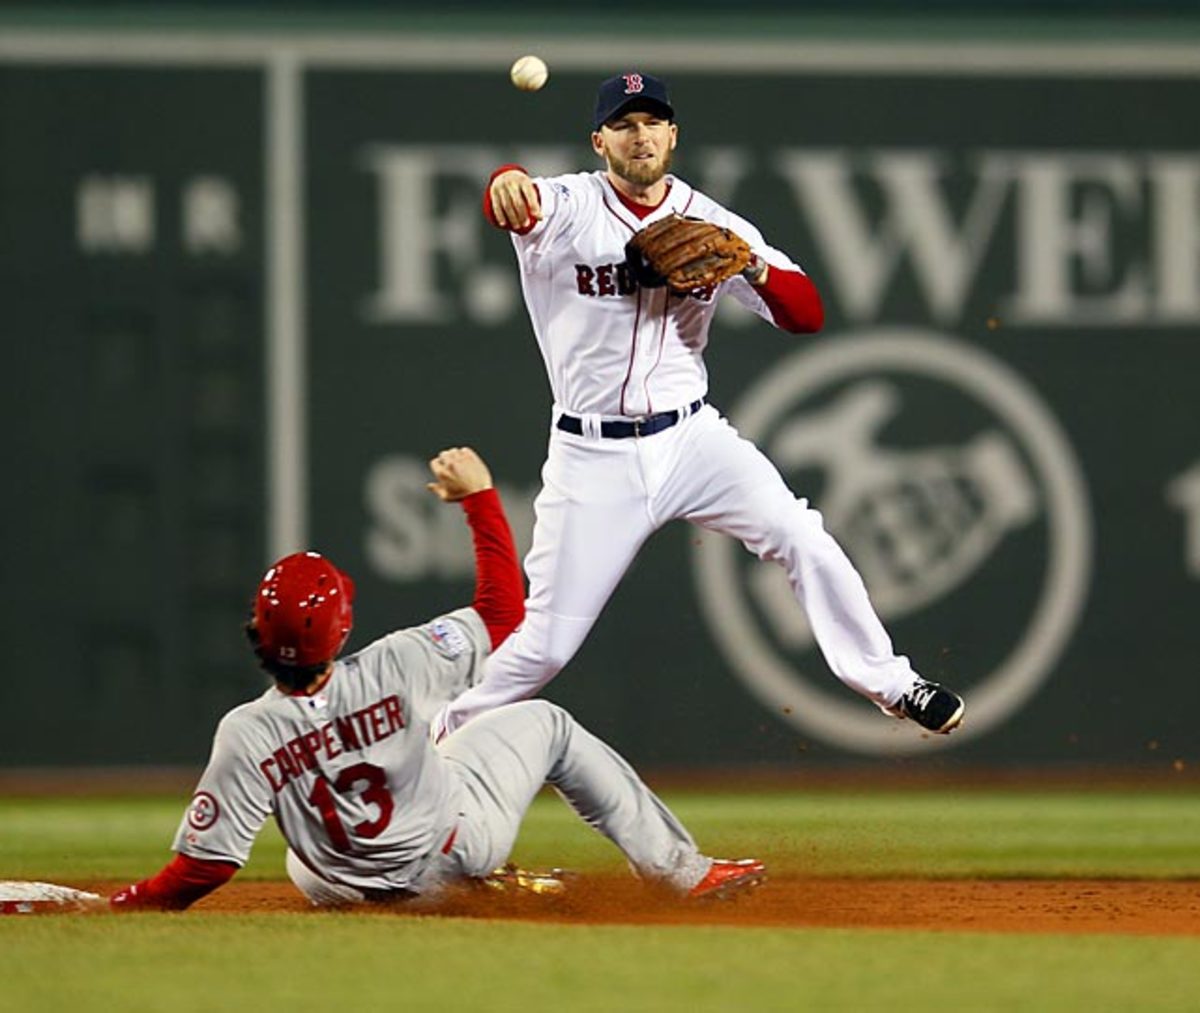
[519,698,571,725]
[286,849,365,907]
[514,699,575,745]
[754,496,828,559]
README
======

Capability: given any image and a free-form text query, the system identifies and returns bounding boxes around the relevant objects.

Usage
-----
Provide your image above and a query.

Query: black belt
[556,399,704,439]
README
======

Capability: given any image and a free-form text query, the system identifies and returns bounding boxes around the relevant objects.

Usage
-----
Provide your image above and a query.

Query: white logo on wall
[692,328,1092,754]
[75,174,242,255]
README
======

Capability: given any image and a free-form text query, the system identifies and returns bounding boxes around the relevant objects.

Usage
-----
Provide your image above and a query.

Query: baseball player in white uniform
[110,448,764,909]
[433,72,964,743]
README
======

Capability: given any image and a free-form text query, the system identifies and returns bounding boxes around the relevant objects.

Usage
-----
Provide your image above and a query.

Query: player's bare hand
[490,169,542,230]
[427,447,494,502]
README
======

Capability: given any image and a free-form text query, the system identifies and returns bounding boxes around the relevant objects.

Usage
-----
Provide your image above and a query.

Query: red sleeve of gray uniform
[109,853,238,911]
[757,268,825,334]
[460,487,526,649]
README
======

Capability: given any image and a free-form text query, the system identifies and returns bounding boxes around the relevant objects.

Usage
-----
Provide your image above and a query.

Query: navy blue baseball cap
[593,72,675,130]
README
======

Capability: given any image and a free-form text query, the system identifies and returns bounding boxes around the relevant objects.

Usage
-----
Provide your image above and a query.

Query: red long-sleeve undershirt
[109,852,237,910]
[482,164,822,334]
[460,487,526,649]
[755,267,824,334]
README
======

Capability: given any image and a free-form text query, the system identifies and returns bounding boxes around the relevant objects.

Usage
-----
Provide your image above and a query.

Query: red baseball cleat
[689,858,767,900]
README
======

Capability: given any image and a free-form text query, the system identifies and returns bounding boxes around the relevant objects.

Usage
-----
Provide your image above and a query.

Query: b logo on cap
[623,73,644,95]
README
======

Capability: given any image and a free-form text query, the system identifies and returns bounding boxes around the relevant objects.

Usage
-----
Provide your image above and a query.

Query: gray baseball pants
[287,700,708,904]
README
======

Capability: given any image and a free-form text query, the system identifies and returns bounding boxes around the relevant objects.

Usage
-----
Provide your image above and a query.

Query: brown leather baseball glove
[625,214,753,293]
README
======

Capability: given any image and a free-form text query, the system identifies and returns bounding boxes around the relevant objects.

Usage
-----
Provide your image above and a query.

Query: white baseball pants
[438,405,919,735]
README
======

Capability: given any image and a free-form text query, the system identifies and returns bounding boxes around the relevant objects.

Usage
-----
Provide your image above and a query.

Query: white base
[0,880,102,914]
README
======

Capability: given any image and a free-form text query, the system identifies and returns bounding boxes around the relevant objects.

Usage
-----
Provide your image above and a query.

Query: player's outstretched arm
[110,853,237,911]
[427,447,525,649]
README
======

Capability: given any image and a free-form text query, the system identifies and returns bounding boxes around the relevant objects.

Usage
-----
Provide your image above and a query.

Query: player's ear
[590,130,606,159]
[668,122,678,150]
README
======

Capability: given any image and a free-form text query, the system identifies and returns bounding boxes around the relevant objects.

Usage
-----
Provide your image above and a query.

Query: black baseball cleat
[895,679,965,734]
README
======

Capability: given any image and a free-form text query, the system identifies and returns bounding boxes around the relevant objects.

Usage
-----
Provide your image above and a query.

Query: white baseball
[510,55,549,92]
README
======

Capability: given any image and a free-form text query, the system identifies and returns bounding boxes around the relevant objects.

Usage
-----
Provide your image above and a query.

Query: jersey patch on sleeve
[423,618,470,659]
[186,791,221,831]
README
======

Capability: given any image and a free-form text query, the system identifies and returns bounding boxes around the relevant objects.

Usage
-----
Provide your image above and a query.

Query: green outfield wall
[2,27,1198,768]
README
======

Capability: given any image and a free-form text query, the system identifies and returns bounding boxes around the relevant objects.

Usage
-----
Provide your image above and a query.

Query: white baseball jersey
[174,608,487,893]
[516,170,802,417]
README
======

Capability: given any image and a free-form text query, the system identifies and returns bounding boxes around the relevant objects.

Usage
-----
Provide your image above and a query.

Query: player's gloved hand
[109,883,145,909]
[625,214,752,293]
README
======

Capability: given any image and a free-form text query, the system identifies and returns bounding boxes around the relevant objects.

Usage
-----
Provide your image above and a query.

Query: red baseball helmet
[252,552,356,667]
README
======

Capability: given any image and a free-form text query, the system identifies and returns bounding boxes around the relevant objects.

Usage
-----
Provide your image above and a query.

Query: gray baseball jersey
[173,607,487,893]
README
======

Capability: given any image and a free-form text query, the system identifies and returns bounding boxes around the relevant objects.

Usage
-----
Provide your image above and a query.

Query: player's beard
[609,146,673,187]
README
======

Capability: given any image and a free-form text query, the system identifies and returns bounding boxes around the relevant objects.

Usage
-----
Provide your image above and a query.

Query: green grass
[9,789,1199,881]
[658,791,1200,878]
[4,788,1200,1011]
[5,917,1200,1013]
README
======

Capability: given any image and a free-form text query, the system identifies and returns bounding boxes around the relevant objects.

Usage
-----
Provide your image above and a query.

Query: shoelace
[906,682,938,711]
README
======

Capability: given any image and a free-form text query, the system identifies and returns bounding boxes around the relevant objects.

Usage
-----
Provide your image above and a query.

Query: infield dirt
[78,876,1200,936]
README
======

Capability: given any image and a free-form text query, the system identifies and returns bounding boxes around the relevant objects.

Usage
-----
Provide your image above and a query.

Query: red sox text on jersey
[574,261,716,302]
